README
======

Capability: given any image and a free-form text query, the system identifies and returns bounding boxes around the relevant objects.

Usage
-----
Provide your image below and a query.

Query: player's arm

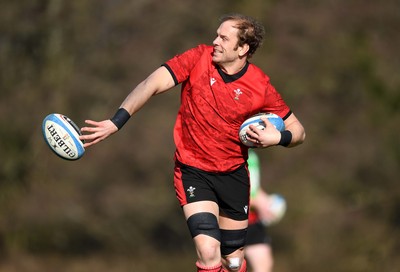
[80,66,175,148]
[281,112,305,148]
[119,66,175,115]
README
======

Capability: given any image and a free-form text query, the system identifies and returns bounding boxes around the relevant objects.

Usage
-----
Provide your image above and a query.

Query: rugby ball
[42,113,85,160]
[263,194,287,226]
[239,113,285,147]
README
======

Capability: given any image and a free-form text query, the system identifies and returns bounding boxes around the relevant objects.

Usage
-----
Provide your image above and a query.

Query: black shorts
[245,221,271,246]
[174,161,250,221]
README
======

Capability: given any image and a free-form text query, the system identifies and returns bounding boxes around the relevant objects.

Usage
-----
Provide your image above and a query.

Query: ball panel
[42,113,85,160]
[264,113,285,131]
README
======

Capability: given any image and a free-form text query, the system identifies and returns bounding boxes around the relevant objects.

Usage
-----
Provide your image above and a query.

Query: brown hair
[219,14,265,58]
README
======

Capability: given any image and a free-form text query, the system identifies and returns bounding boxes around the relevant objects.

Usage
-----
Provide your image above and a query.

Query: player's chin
[212,54,222,63]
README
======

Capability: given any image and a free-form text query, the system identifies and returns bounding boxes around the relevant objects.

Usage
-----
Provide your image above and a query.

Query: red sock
[196,261,223,272]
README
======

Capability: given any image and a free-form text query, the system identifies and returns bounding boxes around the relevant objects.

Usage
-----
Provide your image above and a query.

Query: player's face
[212,20,242,65]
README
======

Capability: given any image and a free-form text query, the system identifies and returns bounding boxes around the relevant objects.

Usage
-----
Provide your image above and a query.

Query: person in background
[80,13,305,272]
[245,150,287,272]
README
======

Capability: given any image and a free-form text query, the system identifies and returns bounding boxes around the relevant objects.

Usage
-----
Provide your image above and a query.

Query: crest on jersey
[234,89,243,100]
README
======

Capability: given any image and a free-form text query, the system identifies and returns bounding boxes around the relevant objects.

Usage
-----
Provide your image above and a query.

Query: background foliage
[1,0,399,271]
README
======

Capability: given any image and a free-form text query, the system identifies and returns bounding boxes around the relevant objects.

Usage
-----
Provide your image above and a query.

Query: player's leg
[219,215,248,272]
[184,201,223,271]
[185,207,249,272]
[174,162,223,271]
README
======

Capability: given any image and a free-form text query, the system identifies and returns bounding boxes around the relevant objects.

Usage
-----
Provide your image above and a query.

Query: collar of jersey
[216,62,249,83]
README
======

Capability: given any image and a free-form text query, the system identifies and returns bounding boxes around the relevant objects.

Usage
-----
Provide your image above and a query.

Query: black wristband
[110,108,131,130]
[278,130,292,147]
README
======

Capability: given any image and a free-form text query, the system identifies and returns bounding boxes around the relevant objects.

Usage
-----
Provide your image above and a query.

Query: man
[80,14,305,272]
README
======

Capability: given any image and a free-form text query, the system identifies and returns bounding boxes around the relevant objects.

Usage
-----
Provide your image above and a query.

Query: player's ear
[238,43,249,57]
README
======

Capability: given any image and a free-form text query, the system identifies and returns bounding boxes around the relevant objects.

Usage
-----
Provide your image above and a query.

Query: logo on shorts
[187,186,196,198]
[243,205,248,214]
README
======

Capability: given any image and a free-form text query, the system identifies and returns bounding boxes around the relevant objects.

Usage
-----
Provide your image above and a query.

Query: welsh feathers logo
[234,89,243,100]
[187,186,196,198]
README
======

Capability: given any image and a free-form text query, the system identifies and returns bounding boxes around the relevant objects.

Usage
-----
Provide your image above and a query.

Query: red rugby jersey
[164,44,290,172]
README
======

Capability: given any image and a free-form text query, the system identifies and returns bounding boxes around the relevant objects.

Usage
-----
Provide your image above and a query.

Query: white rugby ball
[263,194,287,226]
[239,113,285,147]
[42,113,85,160]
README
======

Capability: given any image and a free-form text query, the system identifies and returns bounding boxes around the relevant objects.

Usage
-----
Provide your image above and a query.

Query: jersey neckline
[216,62,249,83]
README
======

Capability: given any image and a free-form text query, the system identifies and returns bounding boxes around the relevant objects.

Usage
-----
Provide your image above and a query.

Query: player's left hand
[246,117,281,147]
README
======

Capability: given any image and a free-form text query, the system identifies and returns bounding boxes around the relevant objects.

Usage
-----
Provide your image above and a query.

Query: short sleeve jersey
[164,44,290,172]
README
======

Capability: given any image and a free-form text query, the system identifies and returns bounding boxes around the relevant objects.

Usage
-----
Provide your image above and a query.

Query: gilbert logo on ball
[239,113,285,147]
[42,113,85,160]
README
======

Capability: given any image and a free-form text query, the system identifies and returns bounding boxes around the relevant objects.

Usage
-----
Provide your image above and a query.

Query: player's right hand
[80,119,118,148]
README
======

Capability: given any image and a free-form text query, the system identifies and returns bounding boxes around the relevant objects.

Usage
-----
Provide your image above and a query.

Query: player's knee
[197,239,221,264]
[220,229,247,256]
[220,229,247,270]
[187,212,221,264]
[187,212,221,241]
